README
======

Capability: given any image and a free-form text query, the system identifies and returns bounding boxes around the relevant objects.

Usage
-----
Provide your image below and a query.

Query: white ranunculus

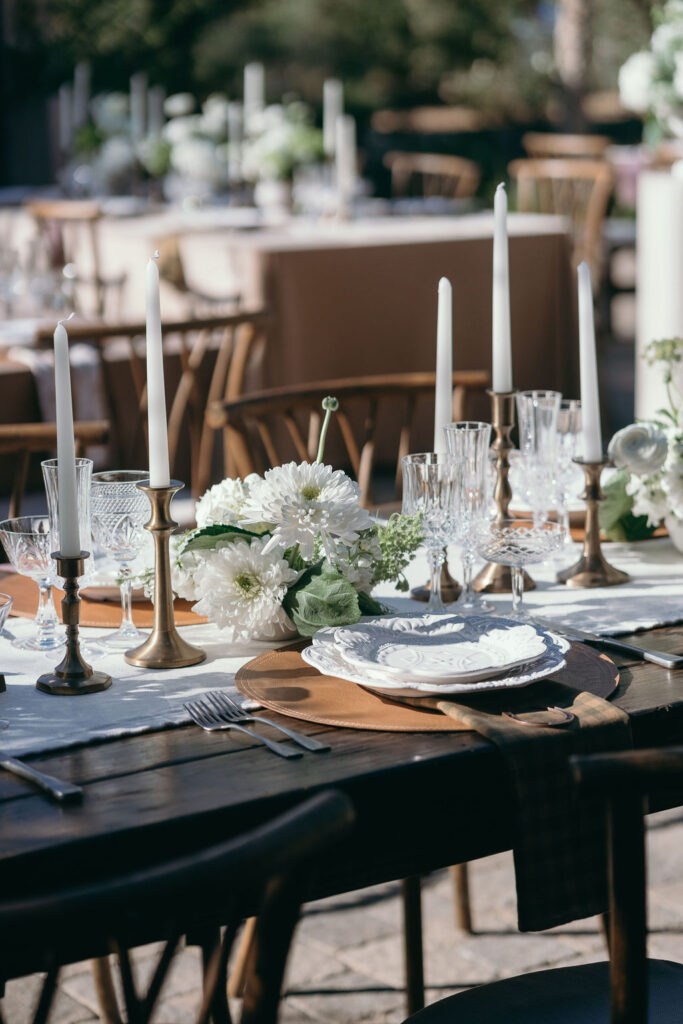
[164,93,195,118]
[188,536,298,642]
[608,422,668,475]
[619,51,656,113]
[241,461,373,561]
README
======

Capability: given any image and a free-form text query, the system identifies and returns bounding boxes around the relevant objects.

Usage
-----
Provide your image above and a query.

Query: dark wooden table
[2,623,683,979]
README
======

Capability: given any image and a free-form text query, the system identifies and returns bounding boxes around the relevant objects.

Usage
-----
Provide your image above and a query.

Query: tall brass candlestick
[473,389,535,594]
[125,481,206,669]
[556,458,629,588]
[37,552,112,695]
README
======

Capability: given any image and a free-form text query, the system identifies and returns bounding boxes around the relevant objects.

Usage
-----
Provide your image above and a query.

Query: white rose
[619,51,656,113]
[608,422,668,476]
[164,93,195,118]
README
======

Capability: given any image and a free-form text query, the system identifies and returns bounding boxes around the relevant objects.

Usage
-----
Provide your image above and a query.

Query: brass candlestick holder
[37,552,112,695]
[474,389,535,594]
[556,457,630,588]
[125,480,206,669]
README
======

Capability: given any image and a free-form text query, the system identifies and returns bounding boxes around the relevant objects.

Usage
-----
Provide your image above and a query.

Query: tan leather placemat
[1,572,207,628]
[236,642,619,733]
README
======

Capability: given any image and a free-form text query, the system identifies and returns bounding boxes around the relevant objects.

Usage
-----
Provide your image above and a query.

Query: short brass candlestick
[474,389,535,594]
[556,458,630,588]
[410,560,462,604]
[125,480,205,669]
[37,552,112,695]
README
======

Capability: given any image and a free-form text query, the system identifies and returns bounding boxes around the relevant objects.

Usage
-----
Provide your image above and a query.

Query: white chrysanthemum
[608,422,668,476]
[241,462,373,561]
[196,477,252,527]
[619,51,656,113]
[189,536,298,641]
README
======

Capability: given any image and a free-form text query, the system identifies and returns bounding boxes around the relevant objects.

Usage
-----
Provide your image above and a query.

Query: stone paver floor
[5,806,683,1023]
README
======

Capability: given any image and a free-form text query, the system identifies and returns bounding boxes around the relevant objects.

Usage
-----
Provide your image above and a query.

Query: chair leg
[227,916,258,999]
[600,910,611,953]
[195,927,231,1024]
[90,957,123,1024]
[402,877,425,1015]
[450,863,474,934]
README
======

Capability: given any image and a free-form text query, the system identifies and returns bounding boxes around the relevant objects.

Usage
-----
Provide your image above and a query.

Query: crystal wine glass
[0,516,63,651]
[443,420,493,614]
[41,457,94,583]
[90,470,150,650]
[553,399,583,547]
[515,390,562,524]
[402,453,464,612]
[476,517,565,620]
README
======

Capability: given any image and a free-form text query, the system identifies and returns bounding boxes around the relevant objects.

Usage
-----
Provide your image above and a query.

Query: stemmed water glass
[443,421,493,614]
[402,453,464,613]
[476,517,565,620]
[0,516,63,650]
[90,470,150,650]
[515,390,562,523]
[553,399,583,547]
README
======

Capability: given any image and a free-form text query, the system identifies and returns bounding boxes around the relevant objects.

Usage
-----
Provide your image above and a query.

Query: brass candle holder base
[411,557,462,603]
[473,389,536,595]
[125,480,206,669]
[556,458,630,588]
[37,552,112,696]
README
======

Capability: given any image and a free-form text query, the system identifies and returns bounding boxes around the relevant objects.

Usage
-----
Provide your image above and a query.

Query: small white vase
[664,514,683,552]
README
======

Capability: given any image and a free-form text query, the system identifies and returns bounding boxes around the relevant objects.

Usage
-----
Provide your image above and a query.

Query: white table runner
[0,537,682,758]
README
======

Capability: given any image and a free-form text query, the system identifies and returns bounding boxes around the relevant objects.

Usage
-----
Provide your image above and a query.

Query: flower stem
[316,396,339,463]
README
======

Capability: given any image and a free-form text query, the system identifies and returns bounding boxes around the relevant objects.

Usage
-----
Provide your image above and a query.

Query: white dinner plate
[302,630,569,697]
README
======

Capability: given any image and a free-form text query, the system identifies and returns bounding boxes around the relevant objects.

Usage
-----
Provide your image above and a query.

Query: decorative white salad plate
[328,615,548,684]
[303,614,570,697]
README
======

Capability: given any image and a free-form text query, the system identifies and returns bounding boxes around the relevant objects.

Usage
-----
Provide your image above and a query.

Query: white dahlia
[240,462,373,561]
[189,536,298,641]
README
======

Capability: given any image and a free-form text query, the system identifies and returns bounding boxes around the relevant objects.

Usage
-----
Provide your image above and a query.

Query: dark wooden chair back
[0,421,109,518]
[371,107,493,134]
[33,311,269,496]
[571,747,683,1024]
[24,199,126,319]
[508,157,613,279]
[522,132,611,159]
[383,152,481,200]
[0,790,354,1024]
[204,370,490,506]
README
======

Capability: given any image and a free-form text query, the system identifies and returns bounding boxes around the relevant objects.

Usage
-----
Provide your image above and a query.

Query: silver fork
[184,698,302,759]
[207,691,331,753]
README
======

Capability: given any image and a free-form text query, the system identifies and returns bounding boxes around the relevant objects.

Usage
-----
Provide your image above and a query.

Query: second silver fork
[205,691,331,753]
[184,698,302,759]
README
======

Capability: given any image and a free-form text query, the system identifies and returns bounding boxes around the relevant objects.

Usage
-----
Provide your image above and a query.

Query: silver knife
[0,756,84,803]
[533,617,683,670]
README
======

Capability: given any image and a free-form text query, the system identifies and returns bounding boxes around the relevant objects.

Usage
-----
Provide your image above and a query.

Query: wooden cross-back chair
[405,747,683,1024]
[24,199,126,319]
[0,790,354,1024]
[522,132,611,160]
[383,152,481,200]
[34,310,269,496]
[154,233,243,315]
[204,370,490,507]
[0,421,109,519]
[508,157,614,280]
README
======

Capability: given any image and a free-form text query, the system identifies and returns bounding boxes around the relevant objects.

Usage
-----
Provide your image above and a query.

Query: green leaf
[283,560,361,637]
[182,524,266,552]
[599,470,656,542]
[357,591,387,616]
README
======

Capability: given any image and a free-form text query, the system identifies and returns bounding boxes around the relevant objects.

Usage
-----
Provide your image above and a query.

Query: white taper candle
[146,254,170,487]
[434,277,453,453]
[335,114,357,204]
[323,79,343,157]
[243,63,265,131]
[53,316,80,557]
[492,182,513,393]
[130,72,147,140]
[577,261,602,461]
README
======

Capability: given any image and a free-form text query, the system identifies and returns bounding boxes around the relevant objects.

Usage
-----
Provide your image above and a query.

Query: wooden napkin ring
[502,706,576,729]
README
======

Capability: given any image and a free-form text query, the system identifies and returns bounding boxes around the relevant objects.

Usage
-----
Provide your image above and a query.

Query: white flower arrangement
[164,398,423,643]
[602,338,683,543]
[241,102,323,183]
[619,1,683,140]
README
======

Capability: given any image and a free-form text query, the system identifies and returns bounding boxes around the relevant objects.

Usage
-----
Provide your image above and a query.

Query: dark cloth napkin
[439,680,632,931]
